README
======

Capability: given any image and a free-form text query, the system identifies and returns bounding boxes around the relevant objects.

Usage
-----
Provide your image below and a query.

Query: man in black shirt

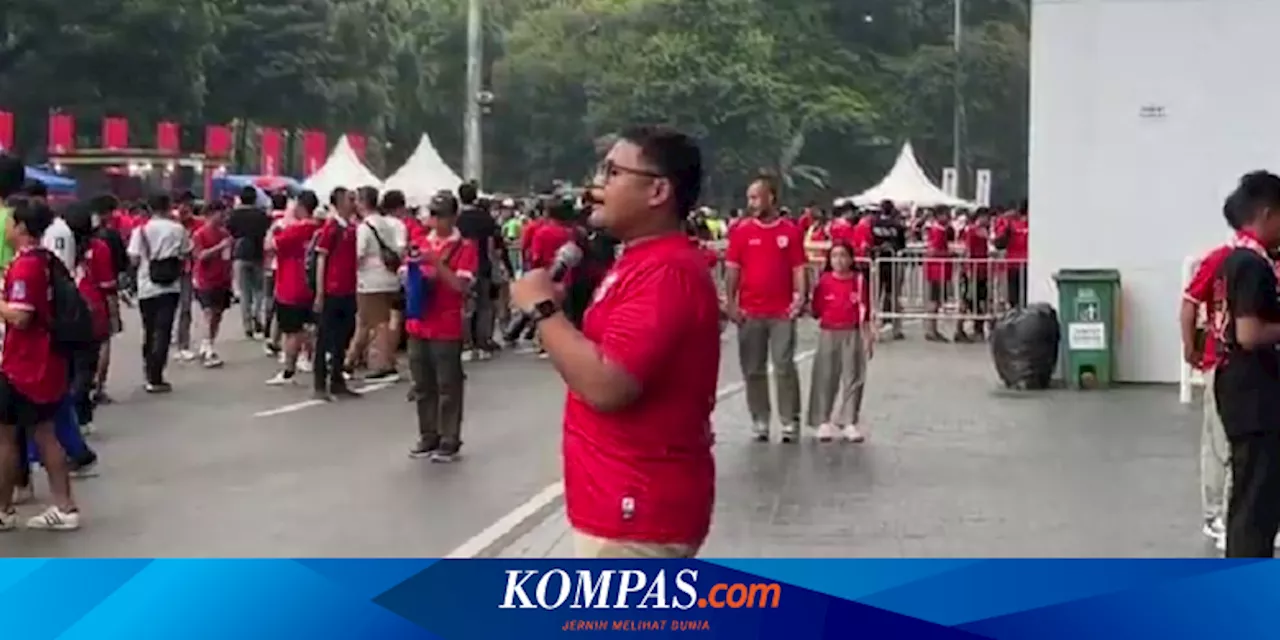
[1216,170,1280,557]
[226,186,272,338]
[455,182,509,359]
[870,200,907,340]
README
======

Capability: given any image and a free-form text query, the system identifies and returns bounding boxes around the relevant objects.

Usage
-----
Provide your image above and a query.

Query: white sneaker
[0,509,17,531]
[13,485,34,505]
[202,352,224,368]
[751,421,770,442]
[175,349,198,362]
[780,424,800,443]
[199,340,213,358]
[844,424,866,443]
[816,423,839,442]
[80,422,97,438]
[26,506,80,531]
[1203,516,1226,541]
[297,358,314,373]
[462,350,475,363]
[265,371,297,386]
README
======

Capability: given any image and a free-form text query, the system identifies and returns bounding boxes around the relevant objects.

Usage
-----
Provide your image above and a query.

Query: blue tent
[24,166,76,194]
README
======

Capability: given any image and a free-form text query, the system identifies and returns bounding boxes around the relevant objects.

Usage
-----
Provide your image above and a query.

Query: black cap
[429,190,459,217]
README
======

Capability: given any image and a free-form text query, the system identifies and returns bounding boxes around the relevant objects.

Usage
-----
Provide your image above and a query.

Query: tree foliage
[0,0,1030,203]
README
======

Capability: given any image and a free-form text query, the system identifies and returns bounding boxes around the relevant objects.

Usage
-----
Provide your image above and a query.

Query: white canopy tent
[383,133,464,206]
[301,135,382,205]
[842,142,974,209]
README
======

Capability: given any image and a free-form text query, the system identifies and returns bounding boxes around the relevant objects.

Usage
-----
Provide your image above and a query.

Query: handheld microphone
[504,242,584,342]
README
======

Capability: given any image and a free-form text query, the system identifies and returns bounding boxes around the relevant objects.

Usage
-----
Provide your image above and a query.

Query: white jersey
[42,217,76,270]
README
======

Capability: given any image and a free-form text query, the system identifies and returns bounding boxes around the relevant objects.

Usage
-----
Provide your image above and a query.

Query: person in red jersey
[0,199,78,531]
[1180,191,1246,547]
[994,201,1029,309]
[519,207,546,272]
[808,241,874,444]
[172,192,202,361]
[958,208,993,342]
[404,191,477,463]
[922,207,956,342]
[724,174,807,443]
[265,191,322,386]
[62,204,114,436]
[311,187,361,400]
[191,202,234,368]
[511,125,720,558]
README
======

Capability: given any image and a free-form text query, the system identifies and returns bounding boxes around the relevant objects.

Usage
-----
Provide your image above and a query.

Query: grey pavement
[502,337,1210,559]
[2,308,817,557]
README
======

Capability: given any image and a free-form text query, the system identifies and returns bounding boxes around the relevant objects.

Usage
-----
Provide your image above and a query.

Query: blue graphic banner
[0,559,1272,639]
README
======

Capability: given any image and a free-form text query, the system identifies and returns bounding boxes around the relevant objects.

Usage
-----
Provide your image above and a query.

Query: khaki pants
[807,329,867,427]
[408,338,465,449]
[1203,368,1231,522]
[348,291,395,370]
[573,530,700,559]
[737,318,801,432]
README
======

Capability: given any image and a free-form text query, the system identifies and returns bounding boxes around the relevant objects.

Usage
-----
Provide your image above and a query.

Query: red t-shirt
[924,220,954,283]
[520,218,545,259]
[2,249,68,405]
[850,216,874,258]
[77,238,116,341]
[529,221,577,270]
[812,271,869,330]
[962,224,991,276]
[405,230,478,341]
[192,222,233,291]
[725,217,805,318]
[563,233,720,545]
[1184,244,1232,370]
[317,216,358,297]
[273,219,321,307]
[1005,216,1029,260]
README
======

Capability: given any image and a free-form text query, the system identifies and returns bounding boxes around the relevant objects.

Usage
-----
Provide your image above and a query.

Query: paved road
[3,309,817,557]
[504,339,1209,558]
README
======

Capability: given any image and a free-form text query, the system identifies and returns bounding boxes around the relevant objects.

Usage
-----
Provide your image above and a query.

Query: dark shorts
[276,302,314,334]
[0,374,60,430]
[197,287,233,312]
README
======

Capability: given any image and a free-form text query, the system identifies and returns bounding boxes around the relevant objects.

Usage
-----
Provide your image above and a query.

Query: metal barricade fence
[868,254,1029,323]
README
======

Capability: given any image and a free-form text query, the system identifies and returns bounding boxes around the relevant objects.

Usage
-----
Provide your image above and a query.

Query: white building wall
[1029,0,1280,382]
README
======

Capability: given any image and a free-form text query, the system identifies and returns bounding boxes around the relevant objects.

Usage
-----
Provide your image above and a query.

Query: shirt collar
[428,228,461,243]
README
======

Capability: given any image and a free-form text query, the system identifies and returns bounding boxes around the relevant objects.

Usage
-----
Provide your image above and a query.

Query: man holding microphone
[512,125,720,558]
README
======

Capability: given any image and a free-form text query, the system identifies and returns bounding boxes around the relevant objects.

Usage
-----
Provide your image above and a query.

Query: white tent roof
[844,142,973,209]
[301,135,381,205]
[383,133,464,207]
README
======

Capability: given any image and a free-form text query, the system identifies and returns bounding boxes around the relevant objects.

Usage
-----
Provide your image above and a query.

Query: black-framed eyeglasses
[595,159,665,183]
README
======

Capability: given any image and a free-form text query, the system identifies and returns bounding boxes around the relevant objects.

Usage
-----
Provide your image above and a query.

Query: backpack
[39,249,96,354]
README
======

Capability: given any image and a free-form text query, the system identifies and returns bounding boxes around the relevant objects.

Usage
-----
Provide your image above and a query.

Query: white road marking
[253,381,395,418]
[446,348,817,558]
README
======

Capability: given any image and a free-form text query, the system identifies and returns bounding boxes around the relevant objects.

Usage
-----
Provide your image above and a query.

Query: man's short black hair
[330,186,348,207]
[23,180,47,198]
[1232,170,1280,226]
[430,190,459,217]
[381,190,406,212]
[297,190,319,213]
[0,155,25,199]
[12,197,54,239]
[149,193,172,214]
[90,194,119,215]
[618,124,703,216]
[457,181,479,205]
[240,186,258,206]
[270,191,288,211]
[177,190,197,206]
[357,185,379,210]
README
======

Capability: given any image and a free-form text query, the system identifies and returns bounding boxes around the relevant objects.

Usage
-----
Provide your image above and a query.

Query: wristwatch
[530,299,560,324]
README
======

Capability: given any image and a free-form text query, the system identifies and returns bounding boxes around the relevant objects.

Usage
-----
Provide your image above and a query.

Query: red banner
[0,111,13,153]
[48,113,75,154]
[156,121,180,153]
[302,130,327,176]
[260,127,283,176]
[347,133,367,161]
[205,124,232,157]
[102,116,129,150]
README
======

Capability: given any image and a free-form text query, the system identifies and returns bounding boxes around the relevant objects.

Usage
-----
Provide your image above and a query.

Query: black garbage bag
[991,303,1061,390]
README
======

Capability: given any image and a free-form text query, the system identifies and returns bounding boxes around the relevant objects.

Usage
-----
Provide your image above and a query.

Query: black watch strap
[531,299,560,324]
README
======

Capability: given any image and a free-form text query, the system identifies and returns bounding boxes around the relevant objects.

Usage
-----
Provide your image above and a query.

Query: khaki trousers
[572,530,700,559]
[1202,368,1231,522]
[807,329,867,427]
[737,318,801,431]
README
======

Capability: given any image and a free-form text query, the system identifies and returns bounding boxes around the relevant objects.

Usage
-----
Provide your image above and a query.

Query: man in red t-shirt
[266,191,322,386]
[404,191,477,462]
[192,202,234,368]
[725,175,807,442]
[511,125,720,557]
[959,209,993,341]
[995,202,1029,308]
[311,187,361,400]
[0,198,78,531]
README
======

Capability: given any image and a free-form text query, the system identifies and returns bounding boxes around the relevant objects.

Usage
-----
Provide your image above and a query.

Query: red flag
[102,116,129,150]
[260,127,283,176]
[205,124,232,157]
[302,130,328,176]
[47,113,75,154]
[156,121,180,153]
[347,133,367,160]
[0,111,13,153]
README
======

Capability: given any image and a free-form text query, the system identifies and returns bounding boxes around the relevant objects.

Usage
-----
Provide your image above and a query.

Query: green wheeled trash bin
[1053,269,1121,389]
